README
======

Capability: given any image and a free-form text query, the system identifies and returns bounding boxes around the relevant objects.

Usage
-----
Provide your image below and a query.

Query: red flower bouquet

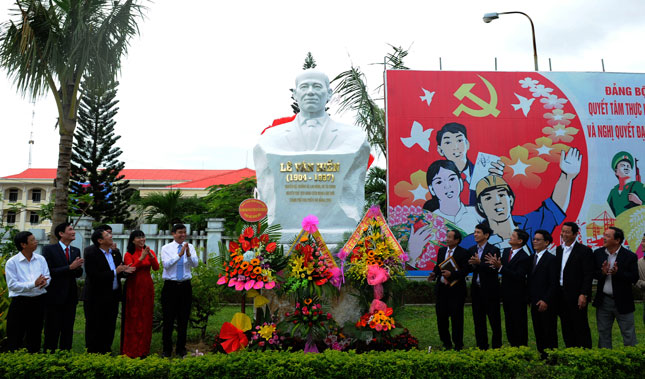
[217,224,287,291]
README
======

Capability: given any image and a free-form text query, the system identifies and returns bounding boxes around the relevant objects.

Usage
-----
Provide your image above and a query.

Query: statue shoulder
[257,120,297,148]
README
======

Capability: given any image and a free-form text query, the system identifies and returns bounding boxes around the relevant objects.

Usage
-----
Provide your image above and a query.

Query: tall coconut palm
[0,0,145,241]
[137,190,208,231]
[332,44,410,158]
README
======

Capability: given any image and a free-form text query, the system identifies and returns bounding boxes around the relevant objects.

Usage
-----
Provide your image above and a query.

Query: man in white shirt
[81,228,133,354]
[42,222,83,352]
[592,226,638,348]
[527,230,559,358]
[487,228,531,347]
[160,223,199,358]
[467,223,502,349]
[5,231,49,352]
[428,229,471,350]
[555,221,593,348]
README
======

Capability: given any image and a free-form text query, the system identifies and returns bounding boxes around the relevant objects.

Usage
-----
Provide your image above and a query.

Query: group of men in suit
[5,221,198,356]
[430,222,639,356]
[37,223,132,354]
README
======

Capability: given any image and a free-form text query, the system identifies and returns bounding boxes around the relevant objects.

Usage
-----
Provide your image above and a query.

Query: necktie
[532,253,539,271]
[460,172,470,205]
[441,250,452,285]
[304,119,319,150]
[65,247,70,262]
[176,244,184,281]
[507,251,512,263]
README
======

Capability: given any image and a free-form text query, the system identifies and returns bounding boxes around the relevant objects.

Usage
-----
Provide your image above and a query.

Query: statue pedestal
[254,149,370,244]
[265,286,361,328]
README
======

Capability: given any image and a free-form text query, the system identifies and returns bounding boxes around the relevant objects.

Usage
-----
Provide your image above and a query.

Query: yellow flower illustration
[500,145,548,189]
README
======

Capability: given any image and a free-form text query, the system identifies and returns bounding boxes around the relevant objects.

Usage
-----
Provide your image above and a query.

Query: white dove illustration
[512,93,535,117]
[401,121,433,152]
[420,88,435,106]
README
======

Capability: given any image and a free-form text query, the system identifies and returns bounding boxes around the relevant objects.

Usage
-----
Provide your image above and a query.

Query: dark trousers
[471,285,502,349]
[531,304,558,358]
[557,288,592,348]
[435,286,465,350]
[84,290,120,354]
[7,295,45,353]
[162,280,192,356]
[503,300,528,347]
[44,300,78,351]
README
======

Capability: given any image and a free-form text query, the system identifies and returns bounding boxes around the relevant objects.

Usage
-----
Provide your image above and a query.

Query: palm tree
[332,45,410,218]
[138,190,208,231]
[332,44,410,158]
[365,166,387,213]
[0,0,145,241]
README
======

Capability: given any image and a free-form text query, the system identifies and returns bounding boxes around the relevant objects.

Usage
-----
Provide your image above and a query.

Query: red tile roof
[2,168,255,188]
[3,168,57,179]
[171,168,256,188]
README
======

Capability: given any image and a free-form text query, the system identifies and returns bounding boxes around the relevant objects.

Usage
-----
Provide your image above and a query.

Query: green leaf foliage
[331,44,410,158]
[0,0,147,231]
[203,177,256,236]
[364,166,387,214]
[70,78,134,224]
[189,256,226,341]
[3,346,645,378]
[137,190,208,231]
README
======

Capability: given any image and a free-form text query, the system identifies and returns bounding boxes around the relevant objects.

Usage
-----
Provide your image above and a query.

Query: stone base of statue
[265,286,362,327]
[254,147,370,244]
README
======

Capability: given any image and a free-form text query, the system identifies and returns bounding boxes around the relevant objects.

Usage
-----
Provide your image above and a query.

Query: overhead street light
[483,11,539,71]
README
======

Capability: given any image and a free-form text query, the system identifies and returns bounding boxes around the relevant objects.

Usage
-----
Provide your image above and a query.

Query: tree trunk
[49,118,76,243]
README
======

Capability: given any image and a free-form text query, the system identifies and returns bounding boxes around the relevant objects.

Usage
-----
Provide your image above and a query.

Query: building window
[8,189,19,202]
[6,211,16,224]
[31,189,42,203]
[30,211,39,224]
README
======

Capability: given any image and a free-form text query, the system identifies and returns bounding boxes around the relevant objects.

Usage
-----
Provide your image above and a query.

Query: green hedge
[1,346,644,378]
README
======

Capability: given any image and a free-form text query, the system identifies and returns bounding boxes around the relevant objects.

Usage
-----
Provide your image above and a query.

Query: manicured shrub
[2,346,644,378]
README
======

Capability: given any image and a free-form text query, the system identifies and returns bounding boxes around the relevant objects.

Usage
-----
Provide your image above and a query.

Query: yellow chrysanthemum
[259,324,276,340]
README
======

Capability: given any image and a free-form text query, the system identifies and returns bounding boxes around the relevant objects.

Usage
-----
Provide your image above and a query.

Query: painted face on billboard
[478,187,514,223]
[430,167,462,204]
[614,161,632,178]
[437,132,469,167]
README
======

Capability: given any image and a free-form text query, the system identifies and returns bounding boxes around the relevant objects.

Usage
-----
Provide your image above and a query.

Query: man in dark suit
[555,221,593,348]
[81,228,134,354]
[42,222,84,352]
[592,226,638,348]
[527,229,558,358]
[486,229,531,347]
[468,223,502,349]
[429,229,470,350]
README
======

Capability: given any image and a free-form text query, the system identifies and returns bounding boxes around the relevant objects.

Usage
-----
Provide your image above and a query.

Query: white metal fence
[1,217,228,263]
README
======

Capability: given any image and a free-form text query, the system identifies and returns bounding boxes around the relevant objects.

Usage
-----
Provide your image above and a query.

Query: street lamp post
[483,11,539,71]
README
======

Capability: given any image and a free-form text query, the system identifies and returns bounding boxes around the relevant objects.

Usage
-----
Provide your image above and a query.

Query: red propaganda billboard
[385,70,645,275]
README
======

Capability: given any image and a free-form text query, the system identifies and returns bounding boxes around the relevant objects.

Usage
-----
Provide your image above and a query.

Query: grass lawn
[397,303,645,351]
[66,301,645,355]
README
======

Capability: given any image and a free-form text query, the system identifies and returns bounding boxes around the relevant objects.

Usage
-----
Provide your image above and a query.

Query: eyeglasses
[533,238,544,241]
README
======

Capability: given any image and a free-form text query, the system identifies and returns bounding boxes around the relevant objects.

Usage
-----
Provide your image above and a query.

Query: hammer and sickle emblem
[452,75,500,118]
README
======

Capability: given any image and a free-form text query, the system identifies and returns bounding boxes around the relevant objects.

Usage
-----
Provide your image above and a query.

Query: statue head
[294,69,332,116]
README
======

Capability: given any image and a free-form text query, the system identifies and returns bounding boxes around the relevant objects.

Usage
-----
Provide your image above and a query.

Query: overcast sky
[1,0,644,177]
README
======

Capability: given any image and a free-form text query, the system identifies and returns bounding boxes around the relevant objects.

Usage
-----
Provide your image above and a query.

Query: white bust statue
[257,70,368,153]
[253,69,370,243]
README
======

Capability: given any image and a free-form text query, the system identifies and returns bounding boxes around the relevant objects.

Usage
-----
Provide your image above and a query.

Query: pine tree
[70,79,133,224]
[291,52,318,114]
